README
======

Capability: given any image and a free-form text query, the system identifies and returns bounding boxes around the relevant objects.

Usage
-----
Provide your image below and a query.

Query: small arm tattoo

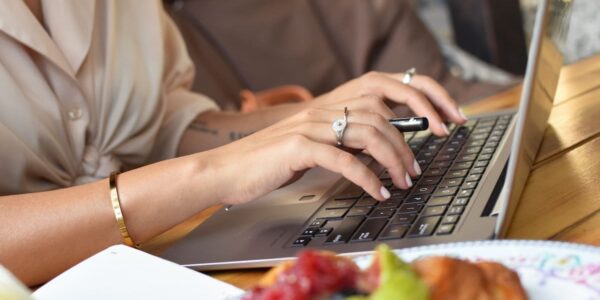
[189,121,219,135]
[229,131,254,141]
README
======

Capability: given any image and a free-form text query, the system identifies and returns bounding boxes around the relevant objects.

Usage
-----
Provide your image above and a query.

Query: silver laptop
[162,0,570,270]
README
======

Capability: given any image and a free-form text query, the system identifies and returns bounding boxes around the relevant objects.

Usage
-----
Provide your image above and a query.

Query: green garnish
[361,244,429,300]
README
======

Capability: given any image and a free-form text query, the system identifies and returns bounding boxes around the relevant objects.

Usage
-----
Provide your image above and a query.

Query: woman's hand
[201,95,425,206]
[311,71,468,136]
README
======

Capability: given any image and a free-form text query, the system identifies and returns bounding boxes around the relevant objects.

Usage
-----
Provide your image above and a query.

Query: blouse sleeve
[148,8,220,163]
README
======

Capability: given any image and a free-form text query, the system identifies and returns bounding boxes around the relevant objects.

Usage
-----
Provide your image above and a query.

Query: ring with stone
[331,107,349,147]
[402,68,417,85]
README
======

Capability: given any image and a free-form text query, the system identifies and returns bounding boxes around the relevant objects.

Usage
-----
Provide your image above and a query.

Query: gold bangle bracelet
[109,171,137,247]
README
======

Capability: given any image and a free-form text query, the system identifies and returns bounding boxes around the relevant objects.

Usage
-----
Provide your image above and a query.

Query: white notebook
[32,245,244,300]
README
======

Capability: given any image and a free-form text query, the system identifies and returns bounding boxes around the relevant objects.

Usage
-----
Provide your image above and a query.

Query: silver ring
[332,107,349,147]
[402,68,416,85]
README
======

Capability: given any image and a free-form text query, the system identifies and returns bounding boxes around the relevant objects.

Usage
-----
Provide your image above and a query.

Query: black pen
[389,117,429,132]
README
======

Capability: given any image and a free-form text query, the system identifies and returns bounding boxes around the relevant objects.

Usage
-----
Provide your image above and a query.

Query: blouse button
[67,108,83,120]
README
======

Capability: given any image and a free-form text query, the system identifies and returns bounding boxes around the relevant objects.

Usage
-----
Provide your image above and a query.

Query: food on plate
[243,245,527,300]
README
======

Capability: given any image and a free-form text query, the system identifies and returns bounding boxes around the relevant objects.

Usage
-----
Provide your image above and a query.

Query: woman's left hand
[311,71,468,136]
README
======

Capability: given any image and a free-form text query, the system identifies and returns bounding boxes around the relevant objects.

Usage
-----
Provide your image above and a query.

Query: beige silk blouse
[0,1,218,195]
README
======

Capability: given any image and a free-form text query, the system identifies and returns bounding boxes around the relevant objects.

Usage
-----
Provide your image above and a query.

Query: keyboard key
[422,206,447,216]
[416,158,430,169]
[467,139,485,147]
[433,187,458,197]
[446,169,468,178]
[424,168,447,177]
[410,144,421,153]
[478,153,492,160]
[325,217,364,244]
[481,147,496,154]
[412,185,435,195]
[310,219,327,228]
[355,197,378,207]
[491,129,504,136]
[466,173,482,182]
[420,176,441,185]
[471,133,488,140]
[464,146,482,155]
[390,213,417,224]
[315,208,348,219]
[316,227,333,236]
[439,178,463,187]
[457,189,473,198]
[428,196,453,206]
[416,151,436,161]
[377,199,403,208]
[485,141,499,148]
[447,206,465,215]
[457,153,477,162]
[447,139,464,147]
[404,195,429,203]
[451,161,473,170]
[324,199,355,209]
[473,127,492,134]
[431,160,452,168]
[474,160,489,168]
[436,224,455,235]
[292,236,311,247]
[429,137,447,144]
[487,135,501,142]
[441,215,459,224]
[462,181,477,189]
[435,153,456,161]
[407,216,441,237]
[390,189,410,198]
[453,197,469,206]
[398,203,423,214]
[369,208,396,218]
[302,227,320,236]
[347,206,373,217]
[378,224,409,240]
[409,136,428,146]
[441,146,460,154]
[470,167,486,174]
[335,185,363,199]
[351,218,388,242]
[423,144,441,151]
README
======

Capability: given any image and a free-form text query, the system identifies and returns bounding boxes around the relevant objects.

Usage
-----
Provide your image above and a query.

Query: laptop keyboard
[291,114,513,247]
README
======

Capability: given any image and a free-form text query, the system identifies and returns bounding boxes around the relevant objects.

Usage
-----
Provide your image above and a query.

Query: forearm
[178,102,307,155]
[0,154,219,286]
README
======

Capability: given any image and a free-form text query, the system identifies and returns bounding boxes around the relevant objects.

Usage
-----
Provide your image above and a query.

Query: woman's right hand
[200,94,423,206]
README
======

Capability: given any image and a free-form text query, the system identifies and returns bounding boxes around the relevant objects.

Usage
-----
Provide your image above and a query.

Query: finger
[291,137,389,201]
[294,122,413,189]
[323,95,396,120]
[293,108,420,177]
[392,73,467,124]
[360,72,450,136]
[346,111,422,178]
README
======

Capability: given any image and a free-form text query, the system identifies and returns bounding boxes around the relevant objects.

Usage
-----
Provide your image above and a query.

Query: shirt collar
[0,0,95,77]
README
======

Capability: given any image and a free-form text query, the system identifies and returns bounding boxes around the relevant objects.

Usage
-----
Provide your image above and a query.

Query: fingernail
[441,123,450,136]
[380,186,391,199]
[459,108,468,121]
[405,173,413,188]
[413,160,422,176]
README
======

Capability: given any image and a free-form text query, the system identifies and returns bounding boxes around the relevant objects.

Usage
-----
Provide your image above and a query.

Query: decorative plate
[353,240,600,300]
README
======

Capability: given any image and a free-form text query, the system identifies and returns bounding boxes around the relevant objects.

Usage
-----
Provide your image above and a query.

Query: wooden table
[146,54,600,290]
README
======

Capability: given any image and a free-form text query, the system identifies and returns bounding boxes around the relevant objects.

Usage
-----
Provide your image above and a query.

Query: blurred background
[164,0,596,112]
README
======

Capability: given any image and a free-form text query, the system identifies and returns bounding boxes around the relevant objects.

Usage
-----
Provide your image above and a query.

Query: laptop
[162,0,569,270]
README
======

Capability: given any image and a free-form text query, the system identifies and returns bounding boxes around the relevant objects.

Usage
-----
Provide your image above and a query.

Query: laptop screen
[496,0,571,236]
